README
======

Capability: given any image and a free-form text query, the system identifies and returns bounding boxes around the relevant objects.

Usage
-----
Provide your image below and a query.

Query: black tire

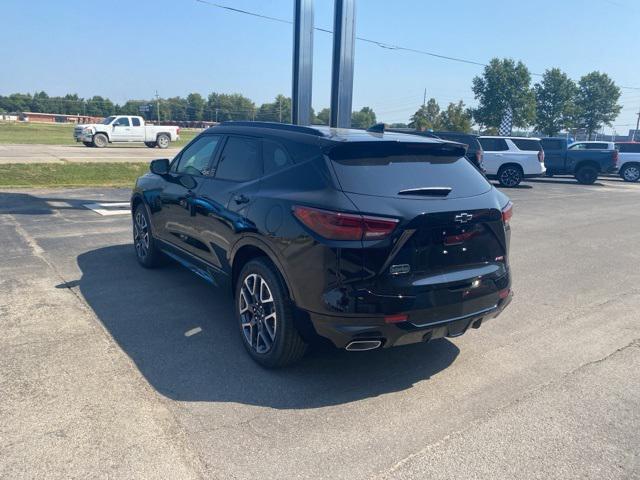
[235,258,307,368]
[156,133,170,149]
[82,141,94,147]
[497,165,523,187]
[144,142,157,148]
[575,165,598,185]
[545,170,554,177]
[93,133,108,148]
[132,203,165,268]
[620,163,640,183]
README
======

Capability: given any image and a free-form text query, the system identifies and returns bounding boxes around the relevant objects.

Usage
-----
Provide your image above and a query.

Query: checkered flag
[499,105,513,136]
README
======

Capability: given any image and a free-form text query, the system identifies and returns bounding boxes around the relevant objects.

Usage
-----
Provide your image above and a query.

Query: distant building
[17,112,103,124]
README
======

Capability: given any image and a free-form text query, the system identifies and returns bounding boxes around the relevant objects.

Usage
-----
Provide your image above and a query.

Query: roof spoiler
[367,123,386,133]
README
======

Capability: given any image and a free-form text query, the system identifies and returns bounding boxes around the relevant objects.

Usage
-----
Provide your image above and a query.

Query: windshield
[101,116,116,125]
[328,142,491,199]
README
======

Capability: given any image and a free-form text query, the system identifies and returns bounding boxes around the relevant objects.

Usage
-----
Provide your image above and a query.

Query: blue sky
[2,0,639,133]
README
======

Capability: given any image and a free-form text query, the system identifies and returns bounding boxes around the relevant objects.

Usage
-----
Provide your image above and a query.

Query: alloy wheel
[239,273,277,354]
[158,135,169,148]
[623,165,640,182]
[133,211,150,259]
[500,168,521,187]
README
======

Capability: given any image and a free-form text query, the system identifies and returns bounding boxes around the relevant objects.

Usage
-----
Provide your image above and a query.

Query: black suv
[131,122,513,367]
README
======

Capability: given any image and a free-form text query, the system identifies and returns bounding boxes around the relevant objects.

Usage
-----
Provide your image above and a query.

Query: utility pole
[215,108,219,123]
[155,91,161,124]
[291,0,314,125]
[633,109,640,142]
[279,97,283,123]
[423,88,426,107]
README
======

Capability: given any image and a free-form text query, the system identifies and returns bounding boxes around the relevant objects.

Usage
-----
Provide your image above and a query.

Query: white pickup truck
[74,115,180,148]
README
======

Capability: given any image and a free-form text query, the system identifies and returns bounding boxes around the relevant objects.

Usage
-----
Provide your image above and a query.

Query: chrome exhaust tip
[345,340,382,352]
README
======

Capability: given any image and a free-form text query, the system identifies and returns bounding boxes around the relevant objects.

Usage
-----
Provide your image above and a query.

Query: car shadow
[526,178,606,187]
[0,191,126,215]
[75,244,460,409]
[491,183,533,189]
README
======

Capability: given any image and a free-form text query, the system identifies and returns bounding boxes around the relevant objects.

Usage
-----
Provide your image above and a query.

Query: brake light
[502,201,513,225]
[177,127,181,135]
[612,149,619,166]
[292,206,398,241]
[538,149,544,163]
[385,314,408,324]
[476,150,482,162]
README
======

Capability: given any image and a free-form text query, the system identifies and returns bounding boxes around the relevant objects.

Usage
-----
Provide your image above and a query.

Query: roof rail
[218,121,325,137]
[367,123,386,133]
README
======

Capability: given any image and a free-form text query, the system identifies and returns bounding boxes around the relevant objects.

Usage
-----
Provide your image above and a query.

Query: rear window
[328,142,491,199]
[435,133,480,151]
[479,138,509,151]
[511,139,542,151]
[616,143,640,153]
[541,139,565,150]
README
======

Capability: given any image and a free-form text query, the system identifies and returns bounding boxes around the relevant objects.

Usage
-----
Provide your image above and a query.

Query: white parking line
[83,202,131,216]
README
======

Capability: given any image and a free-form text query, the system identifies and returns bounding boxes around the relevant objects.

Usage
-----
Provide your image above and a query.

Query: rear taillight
[502,201,513,225]
[476,149,482,162]
[177,127,181,135]
[292,206,398,241]
[613,149,619,166]
[538,149,544,163]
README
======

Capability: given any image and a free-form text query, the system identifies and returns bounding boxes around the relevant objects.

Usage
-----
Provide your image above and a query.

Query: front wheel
[156,133,170,149]
[93,133,108,148]
[144,141,157,148]
[575,165,598,185]
[620,163,640,183]
[235,258,307,368]
[132,204,164,268]
[497,165,523,187]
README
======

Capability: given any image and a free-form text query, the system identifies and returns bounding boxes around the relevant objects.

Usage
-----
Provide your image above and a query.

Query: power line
[195,0,640,90]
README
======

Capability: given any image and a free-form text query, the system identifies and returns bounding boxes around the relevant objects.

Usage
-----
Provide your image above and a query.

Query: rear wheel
[575,165,598,185]
[144,141,157,148]
[156,133,170,149]
[620,163,640,182]
[497,165,523,187]
[235,258,307,368]
[132,203,164,268]
[93,133,108,148]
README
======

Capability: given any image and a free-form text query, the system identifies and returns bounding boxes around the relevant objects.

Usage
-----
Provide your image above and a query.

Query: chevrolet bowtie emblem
[454,213,473,223]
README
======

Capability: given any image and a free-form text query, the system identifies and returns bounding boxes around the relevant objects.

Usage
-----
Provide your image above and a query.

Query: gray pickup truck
[541,138,618,184]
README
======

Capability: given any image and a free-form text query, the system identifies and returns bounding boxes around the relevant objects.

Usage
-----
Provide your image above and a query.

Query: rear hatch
[327,140,510,302]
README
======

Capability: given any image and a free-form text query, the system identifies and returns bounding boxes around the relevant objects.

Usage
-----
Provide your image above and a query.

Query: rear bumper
[307,290,513,349]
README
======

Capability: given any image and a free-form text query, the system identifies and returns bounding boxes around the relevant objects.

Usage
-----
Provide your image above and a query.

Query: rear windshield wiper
[398,187,452,197]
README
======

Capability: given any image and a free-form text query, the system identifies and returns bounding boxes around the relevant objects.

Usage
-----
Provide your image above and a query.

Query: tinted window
[216,136,261,182]
[512,139,542,151]
[263,140,293,175]
[586,143,609,150]
[541,139,565,150]
[132,117,141,126]
[328,142,491,199]
[174,135,221,175]
[114,117,130,127]
[435,133,478,149]
[478,138,509,151]
[617,143,640,153]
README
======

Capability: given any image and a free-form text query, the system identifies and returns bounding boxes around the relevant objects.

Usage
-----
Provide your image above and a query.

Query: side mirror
[150,158,170,175]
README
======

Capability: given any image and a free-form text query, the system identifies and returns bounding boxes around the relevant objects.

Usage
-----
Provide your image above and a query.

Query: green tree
[471,58,536,130]
[409,98,441,130]
[438,101,472,132]
[207,92,256,121]
[256,94,291,123]
[574,71,622,139]
[390,122,408,128]
[351,106,377,129]
[186,93,206,121]
[534,68,577,136]
[314,108,330,125]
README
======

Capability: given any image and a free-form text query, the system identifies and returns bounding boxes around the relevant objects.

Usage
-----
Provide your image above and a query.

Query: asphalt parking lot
[1,176,639,479]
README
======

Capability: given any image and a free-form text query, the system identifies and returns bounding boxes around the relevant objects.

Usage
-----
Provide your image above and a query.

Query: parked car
[614,142,640,182]
[74,115,180,148]
[390,129,484,171]
[131,122,514,367]
[541,138,618,184]
[478,136,545,187]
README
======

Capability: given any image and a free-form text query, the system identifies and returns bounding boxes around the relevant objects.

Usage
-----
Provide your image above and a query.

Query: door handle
[234,194,250,205]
